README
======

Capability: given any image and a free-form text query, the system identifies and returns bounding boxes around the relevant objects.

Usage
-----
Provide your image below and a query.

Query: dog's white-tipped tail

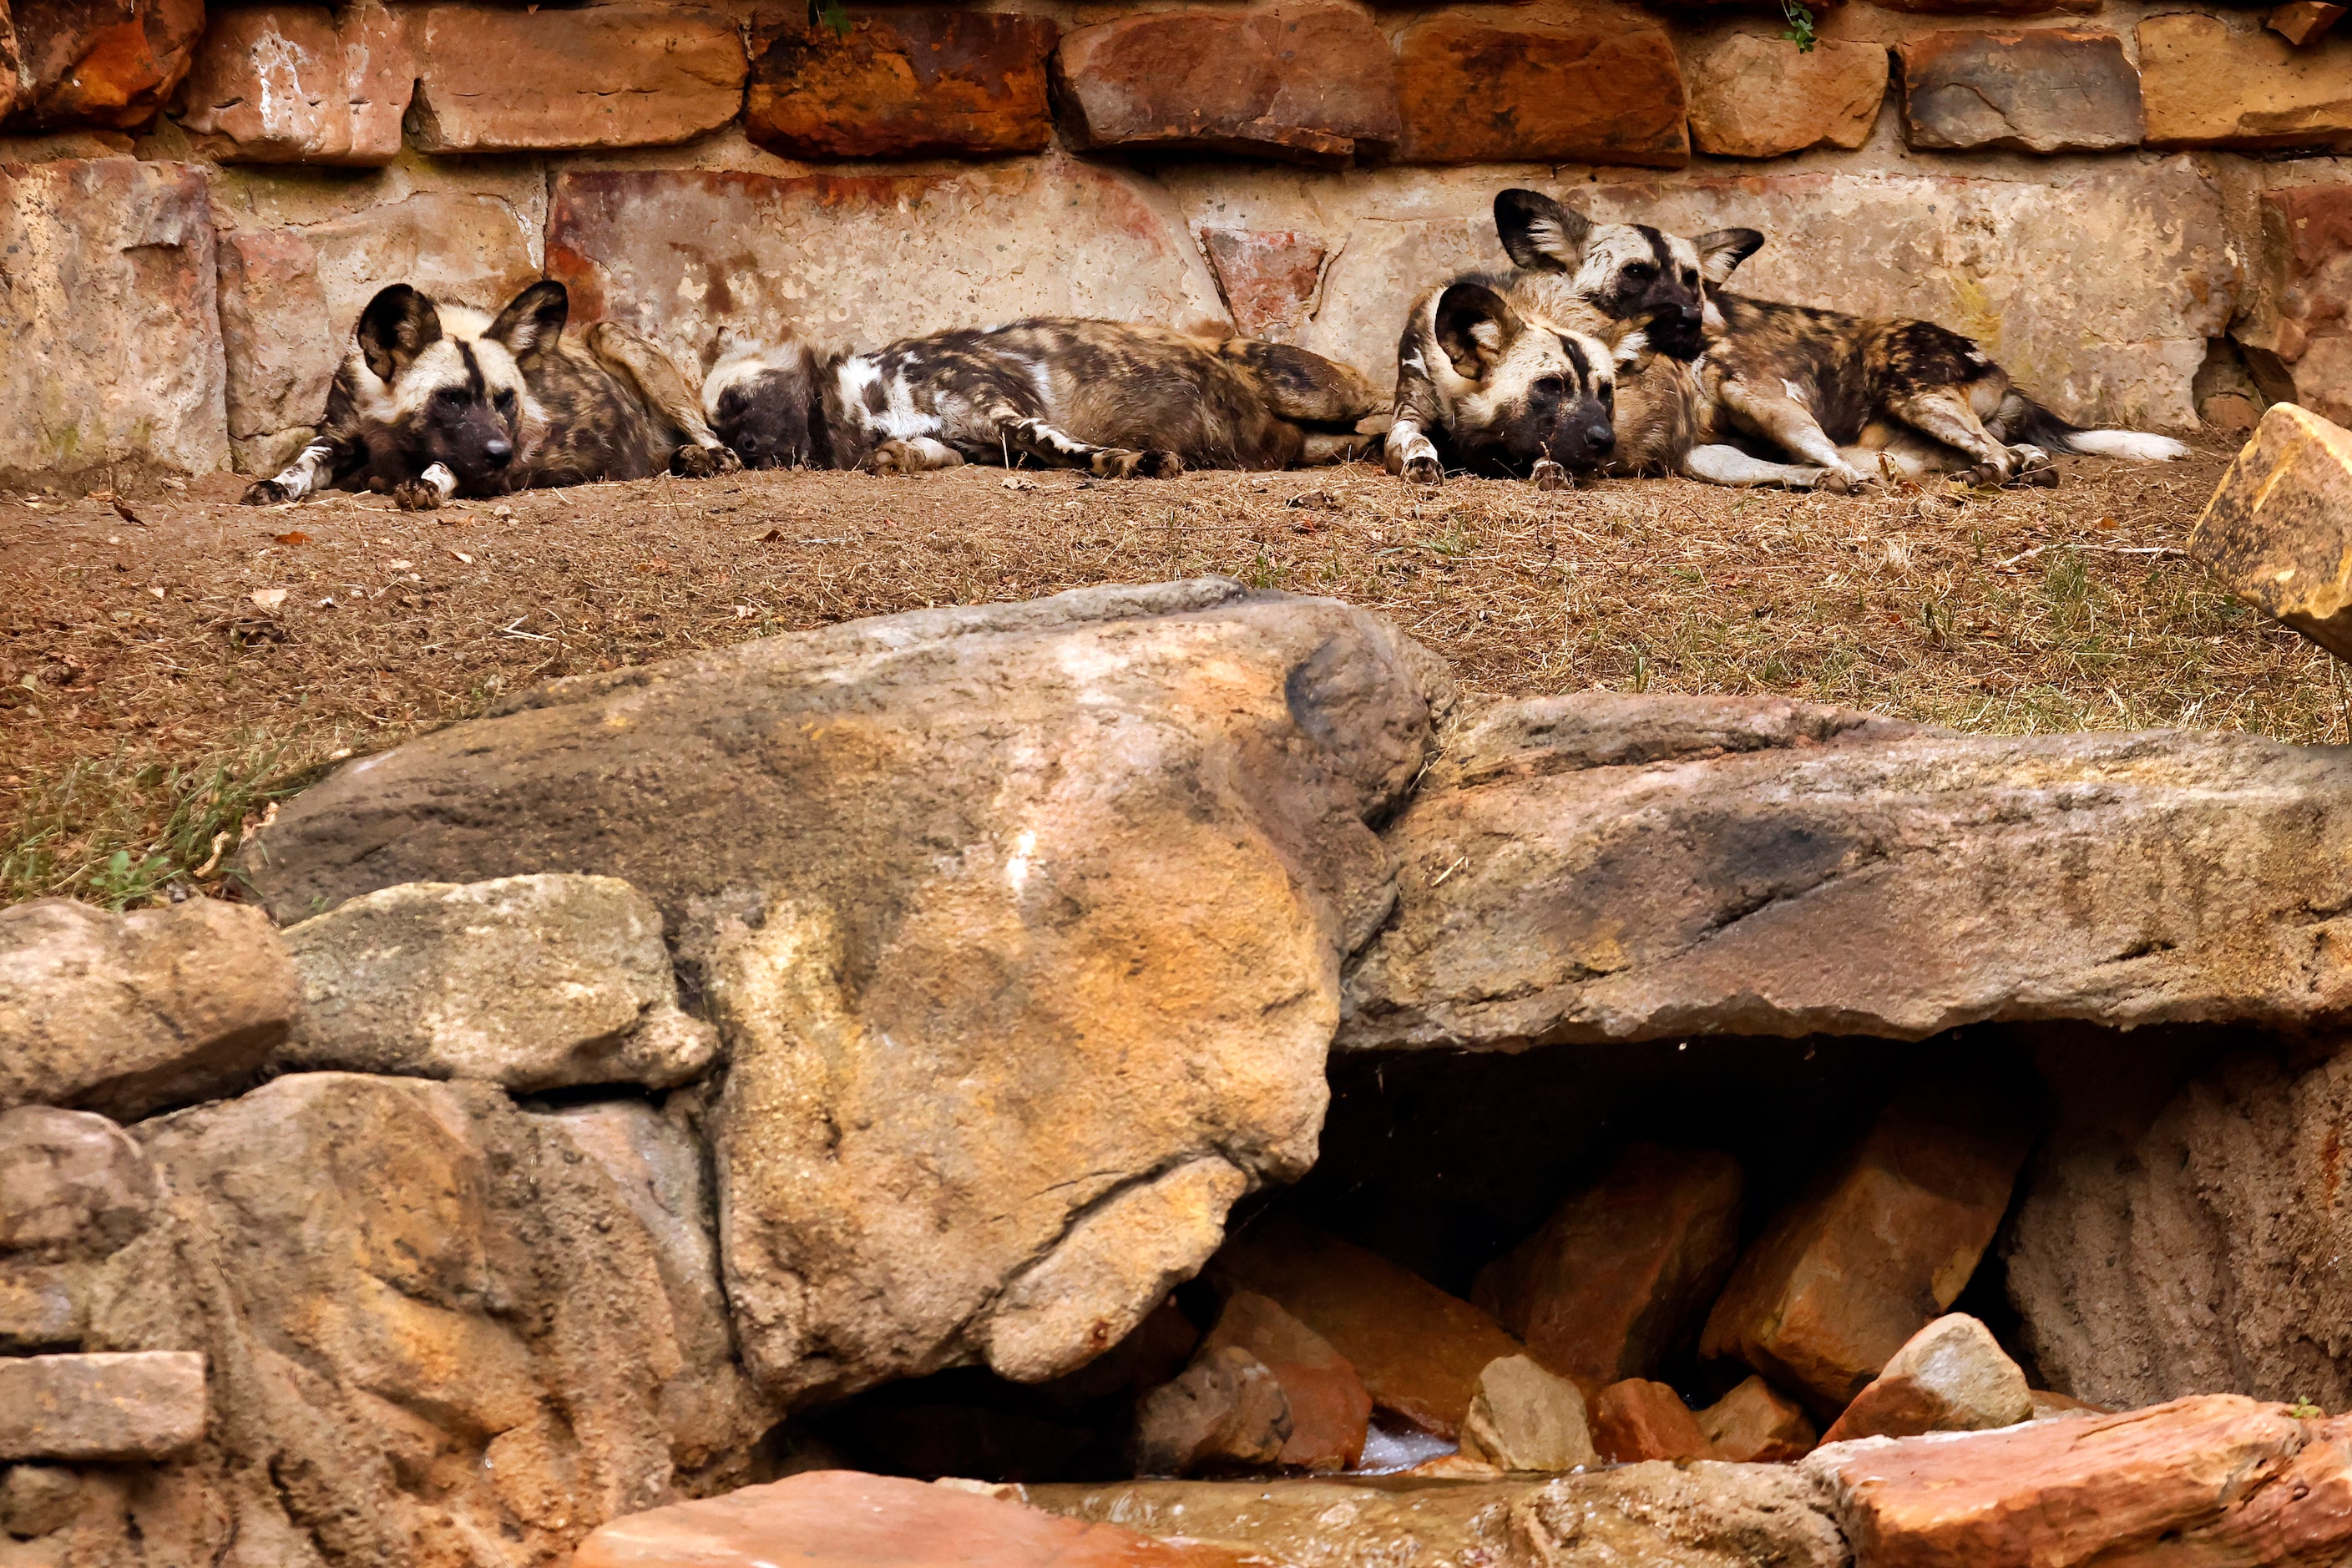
[2066,429,2189,462]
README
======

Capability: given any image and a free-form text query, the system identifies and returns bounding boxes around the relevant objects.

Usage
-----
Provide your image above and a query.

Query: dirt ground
[3,437,2339,906]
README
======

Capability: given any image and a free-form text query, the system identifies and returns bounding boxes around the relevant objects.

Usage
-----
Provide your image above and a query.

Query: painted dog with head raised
[242,280,737,509]
[701,317,1377,478]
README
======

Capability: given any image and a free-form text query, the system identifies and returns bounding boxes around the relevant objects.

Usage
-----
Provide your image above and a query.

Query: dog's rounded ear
[1434,281,1526,381]
[1495,190,1592,274]
[356,284,443,382]
[1693,228,1765,286]
[488,281,570,359]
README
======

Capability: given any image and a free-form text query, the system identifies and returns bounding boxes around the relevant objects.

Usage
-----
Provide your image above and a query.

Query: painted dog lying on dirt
[242,281,736,509]
[701,318,1378,478]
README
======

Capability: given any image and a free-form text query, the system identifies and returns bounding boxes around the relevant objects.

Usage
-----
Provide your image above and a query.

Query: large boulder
[0,158,228,486]
[278,873,717,1092]
[544,155,1227,371]
[8,0,202,127]
[89,1073,772,1565]
[0,898,295,1120]
[236,581,1447,1406]
[1340,694,2352,1052]
[169,3,412,164]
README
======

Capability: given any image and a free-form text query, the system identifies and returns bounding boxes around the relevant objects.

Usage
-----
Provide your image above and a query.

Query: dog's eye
[1530,375,1568,402]
[494,389,518,417]
[1600,383,1615,406]
[1625,262,1654,281]
[1683,270,1700,288]
[432,387,469,412]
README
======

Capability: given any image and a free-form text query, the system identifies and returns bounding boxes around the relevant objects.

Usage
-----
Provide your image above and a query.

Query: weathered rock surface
[1038,1467,1848,1568]
[0,1464,82,1538]
[216,192,540,453]
[576,1469,1273,1568]
[1211,1218,1524,1439]
[0,1352,204,1460]
[1459,1354,1596,1473]
[2188,402,2352,660]
[1897,29,2143,153]
[170,3,411,164]
[107,1073,771,1563]
[1700,1376,1818,1464]
[2007,1040,2352,1412]
[0,1105,155,1352]
[546,156,1227,371]
[0,3,19,124]
[1592,1378,1715,1464]
[1199,228,1326,343]
[1196,1292,1368,1472]
[2142,14,2352,150]
[238,582,1445,1406]
[1132,1345,1293,1475]
[2239,186,2352,427]
[0,897,293,1119]
[1393,17,1687,166]
[1340,692,2352,1051]
[1702,1085,2029,1416]
[279,873,717,1092]
[1818,1314,2032,1444]
[1807,1395,2352,1568]
[404,3,746,153]
[8,0,201,127]
[2274,2,2347,47]
[0,157,228,484]
[746,10,1055,159]
[1472,1144,1742,1388]
[1685,34,1886,159]
[1050,7,1397,165]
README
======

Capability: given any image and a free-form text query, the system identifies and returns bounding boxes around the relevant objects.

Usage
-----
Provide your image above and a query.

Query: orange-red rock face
[1393,16,1687,166]
[746,10,1057,160]
[9,0,203,128]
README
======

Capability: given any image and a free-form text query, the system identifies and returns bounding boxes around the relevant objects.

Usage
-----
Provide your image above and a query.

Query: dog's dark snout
[1586,420,1613,446]
[484,439,513,468]
[1680,305,1703,325]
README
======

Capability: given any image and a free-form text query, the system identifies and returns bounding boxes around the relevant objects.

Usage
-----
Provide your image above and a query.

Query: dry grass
[3,438,2337,907]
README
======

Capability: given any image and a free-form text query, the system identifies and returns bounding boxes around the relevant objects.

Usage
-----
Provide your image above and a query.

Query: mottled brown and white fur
[243,281,737,510]
[702,318,1378,478]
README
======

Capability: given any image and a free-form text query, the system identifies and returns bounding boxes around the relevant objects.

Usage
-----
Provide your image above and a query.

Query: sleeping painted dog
[242,280,737,509]
[700,318,1378,478]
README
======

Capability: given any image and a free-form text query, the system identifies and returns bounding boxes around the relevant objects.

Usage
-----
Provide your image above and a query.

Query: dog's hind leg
[1716,378,1869,490]
[584,321,742,478]
[1682,443,1829,488]
[1885,384,2022,483]
[995,411,1183,479]
[871,437,964,474]
[241,430,363,505]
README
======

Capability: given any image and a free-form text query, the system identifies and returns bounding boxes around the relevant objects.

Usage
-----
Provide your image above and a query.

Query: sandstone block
[1899,29,2142,153]
[1342,675,2347,1054]
[0,1264,83,1350]
[2191,402,2352,661]
[1133,1345,1293,1475]
[216,192,540,448]
[280,873,716,1092]
[0,3,19,124]
[9,0,202,128]
[170,3,411,164]
[1819,1314,2032,1444]
[238,584,1445,1408]
[0,158,228,485]
[0,1465,81,1540]
[746,10,1055,159]
[1806,1394,2352,1568]
[1472,1144,1742,1388]
[2274,3,2347,46]
[1698,1376,1817,1463]
[1199,228,1326,342]
[1198,1291,1369,1472]
[574,1469,1272,1568]
[546,158,1227,375]
[405,4,746,153]
[0,1353,204,1461]
[1210,1218,1525,1439]
[2241,186,2352,426]
[0,1107,154,1262]
[1591,1378,1714,1464]
[1459,1355,1596,1473]
[1395,17,1687,166]
[1701,1085,2031,1417]
[1874,0,2098,13]
[2142,14,2352,150]
[1686,34,1886,159]
[0,898,293,1120]
[1049,8,1399,166]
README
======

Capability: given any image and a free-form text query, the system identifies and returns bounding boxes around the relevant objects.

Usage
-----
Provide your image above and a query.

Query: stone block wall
[3,0,2352,484]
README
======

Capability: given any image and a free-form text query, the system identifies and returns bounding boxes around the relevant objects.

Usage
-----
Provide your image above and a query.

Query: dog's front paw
[392,479,442,512]
[1530,459,1570,492]
[240,478,293,506]
[1401,453,1443,486]
[1140,450,1184,479]
[672,443,733,479]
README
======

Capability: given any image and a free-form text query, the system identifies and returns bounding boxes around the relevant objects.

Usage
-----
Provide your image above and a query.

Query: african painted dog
[701,318,1378,478]
[242,281,738,509]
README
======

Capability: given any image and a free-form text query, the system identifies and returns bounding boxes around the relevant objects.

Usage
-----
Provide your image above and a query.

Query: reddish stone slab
[1199,1291,1369,1472]
[1393,16,1687,167]
[746,10,1056,159]
[1699,1376,1817,1464]
[171,3,412,164]
[1198,229,1326,342]
[405,3,745,153]
[9,0,204,129]
[1591,1378,1714,1464]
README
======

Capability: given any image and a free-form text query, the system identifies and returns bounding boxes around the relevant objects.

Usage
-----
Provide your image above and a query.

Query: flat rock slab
[1393,17,1687,166]
[169,3,411,164]
[2189,402,2352,662]
[2142,13,2352,150]
[236,581,1445,1407]
[1341,693,2352,1051]
[0,1352,205,1461]
[1686,34,1886,159]
[746,10,1057,159]
[1897,29,2143,154]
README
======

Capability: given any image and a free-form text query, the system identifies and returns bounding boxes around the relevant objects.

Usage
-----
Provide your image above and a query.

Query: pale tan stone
[1698,1376,1817,1463]
[2188,402,2352,663]
[1819,1314,2033,1443]
[1686,34,1886,159]
[1459,1355,1596,1473]
[0,1353,205,1461]
[405,3,746,153]
[171,3,411,164]
[2142,13,2352,150]
[2273,2,2347,47]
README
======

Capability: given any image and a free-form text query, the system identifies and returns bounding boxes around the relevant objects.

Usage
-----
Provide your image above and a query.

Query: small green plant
[2290,1395,2324,1419]
[89,848,173,910]
[1779,0,1818,51]
[811,0,852,38]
